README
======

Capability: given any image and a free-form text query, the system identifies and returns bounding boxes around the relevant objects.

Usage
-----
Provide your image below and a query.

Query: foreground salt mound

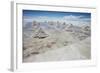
[23,37,90,62]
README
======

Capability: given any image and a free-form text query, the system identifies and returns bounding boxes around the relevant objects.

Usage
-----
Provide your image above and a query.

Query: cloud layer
[23,15,91,26]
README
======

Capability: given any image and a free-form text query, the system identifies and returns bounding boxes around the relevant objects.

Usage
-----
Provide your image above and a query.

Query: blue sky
[23,10,91,25]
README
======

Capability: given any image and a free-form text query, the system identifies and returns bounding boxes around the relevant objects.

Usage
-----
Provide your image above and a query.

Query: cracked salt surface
[23,36,90,62]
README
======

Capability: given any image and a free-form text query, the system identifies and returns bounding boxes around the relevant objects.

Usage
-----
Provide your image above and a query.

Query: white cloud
[81,18,91,21]
[63,15,83,21]
[23,16,51,22]
[62,15,91,24]
[37,16,49,19]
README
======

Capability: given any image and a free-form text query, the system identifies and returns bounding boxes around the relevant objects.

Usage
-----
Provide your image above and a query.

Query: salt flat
[23,21,91,62]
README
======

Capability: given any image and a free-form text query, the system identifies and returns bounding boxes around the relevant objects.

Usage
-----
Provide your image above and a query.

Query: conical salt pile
[34,27,49,39]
